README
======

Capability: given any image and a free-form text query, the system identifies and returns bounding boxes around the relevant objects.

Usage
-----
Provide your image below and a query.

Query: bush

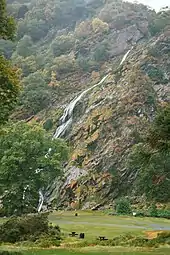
[93,42,109,62]
[115,198,132,215]
[149,11,170,36]
[0,252,23,255]
[75,21,92,39]
[21,88,51,114]
[50,34,75,57]
[92,18,109,34]
[35,236,61,248]
[76,55,92,72]
[149,204,158,217]
[0,213,60,243]
[43,119,53,131]
[51,53,77,74]
[157,209,170,219]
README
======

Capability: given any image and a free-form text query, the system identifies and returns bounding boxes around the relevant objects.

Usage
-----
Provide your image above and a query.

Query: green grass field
[49,210,170,240]
[1,211,170,254]
[1,247,170,255]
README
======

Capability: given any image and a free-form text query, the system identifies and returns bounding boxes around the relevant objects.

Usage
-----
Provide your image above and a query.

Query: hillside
[1,0,170,210]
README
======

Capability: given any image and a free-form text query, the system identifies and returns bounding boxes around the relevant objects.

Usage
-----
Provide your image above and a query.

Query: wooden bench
[98,236,108,241]
[69,231,78,237]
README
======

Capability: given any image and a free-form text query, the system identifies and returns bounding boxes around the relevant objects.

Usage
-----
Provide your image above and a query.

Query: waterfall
[37,46,133,212]
[119,46,133,66]
[53,74,109,138]
[37,190,44,212]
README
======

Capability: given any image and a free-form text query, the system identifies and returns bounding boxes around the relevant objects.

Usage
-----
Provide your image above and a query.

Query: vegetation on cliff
[0,0,20,124]
[0,0,170,211]
[128,105,170,202]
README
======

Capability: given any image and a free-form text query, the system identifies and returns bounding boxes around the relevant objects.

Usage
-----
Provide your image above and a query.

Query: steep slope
[2,0,170,209]
[47,32,170,209]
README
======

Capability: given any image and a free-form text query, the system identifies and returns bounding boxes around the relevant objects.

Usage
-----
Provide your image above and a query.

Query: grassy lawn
[1,247,170,255]
[1,211,170,254]
[49,211,170,240]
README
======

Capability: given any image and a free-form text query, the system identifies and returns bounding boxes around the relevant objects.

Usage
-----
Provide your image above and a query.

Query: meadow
[49,210,170,239]
[1,211,170,255]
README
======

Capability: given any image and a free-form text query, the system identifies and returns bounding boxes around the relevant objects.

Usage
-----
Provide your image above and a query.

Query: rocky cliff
[4,0,170,209]
[47,31,170,209]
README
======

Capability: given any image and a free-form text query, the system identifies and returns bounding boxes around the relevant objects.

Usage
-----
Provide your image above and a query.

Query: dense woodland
[1,0,169,115]
[0,0,170,215]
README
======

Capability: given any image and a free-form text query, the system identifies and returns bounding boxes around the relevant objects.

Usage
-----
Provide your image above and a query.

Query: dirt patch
[145,231,163,239]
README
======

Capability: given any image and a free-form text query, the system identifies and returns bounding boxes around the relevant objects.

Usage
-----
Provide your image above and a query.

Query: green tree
[50,34,75,57]
[115,197,132,215]
[149,10,170,36]
[149,204,158,217]
[16,35,33,57]
[0,56,20,124]
[0,121,68,216]
[0,0,20,124]
[92,18,109,33]
[0,0,15,40]
[93,41,109,62]
[20,71,51,114]
[0,39,16,59]
[128,105,170,202]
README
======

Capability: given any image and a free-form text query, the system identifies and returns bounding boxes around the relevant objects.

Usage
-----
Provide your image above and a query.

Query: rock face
[47,28,170,209]
[14,0,169,209]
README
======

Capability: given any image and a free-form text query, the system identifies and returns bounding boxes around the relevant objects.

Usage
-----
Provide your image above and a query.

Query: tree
[127,105,170,202]
[92,18,109,34]
[0,121,68,216]
[20,71,51,114]
[149,204,158,217]
[0,39,16,59]
[93,41,109,62]
[51,53,77,74]
[149,10,170,36]
[0,0,16,40]
[16,35,33,57]
[50,34,75,57]
[115,197,132,215]
[0,56,20,124]
[0,0,20,124]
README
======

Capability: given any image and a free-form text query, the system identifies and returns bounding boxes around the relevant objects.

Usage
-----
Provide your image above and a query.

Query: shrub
[76,55,91,72]
[20,88,51,114]
[157,209,170,219]
[50,34,75,57]
[115,197,132,215]
[149,204,158,217]
[43,119,53,131]
[0,252,23,255]
[75,20,92,39]
[0,213,60,243]
[149,11,170,36]
[93,41,109,62]
[92,18,109,34]
[35,236,61,248]
[51,53,77,74]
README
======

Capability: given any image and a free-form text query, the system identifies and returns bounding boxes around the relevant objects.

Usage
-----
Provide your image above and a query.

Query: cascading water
[119,46,133,66]
[37,46,133,212]
[37,75,109,213]
[53,74,109,138]
[37,190,44,212]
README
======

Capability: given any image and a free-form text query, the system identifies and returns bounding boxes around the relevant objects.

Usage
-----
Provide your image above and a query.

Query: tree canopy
[0,0,21,124]
[127,105,170,202]
[0,121,68,215]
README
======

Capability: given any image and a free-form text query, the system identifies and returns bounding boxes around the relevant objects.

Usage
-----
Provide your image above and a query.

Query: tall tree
[127,105,170,202]
[0,0,20,124]
[0,121,68,216]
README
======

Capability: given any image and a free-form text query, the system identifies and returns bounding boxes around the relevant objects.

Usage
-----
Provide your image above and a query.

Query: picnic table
[98,236,108,241]
[69,231,78,237]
